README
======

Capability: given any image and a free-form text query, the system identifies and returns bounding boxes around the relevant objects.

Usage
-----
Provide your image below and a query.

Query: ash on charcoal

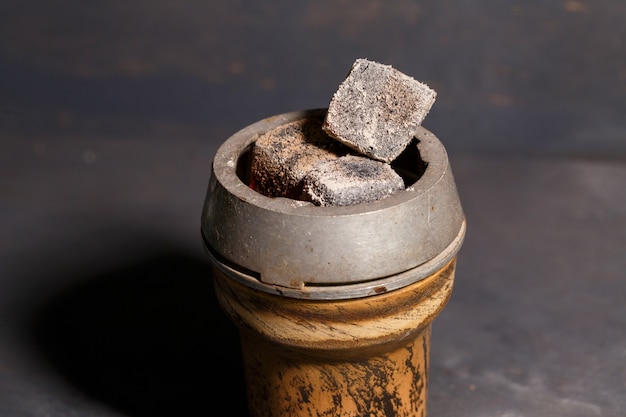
[302,155,405,206]
[323,58,436,163]
[250,115,351,198]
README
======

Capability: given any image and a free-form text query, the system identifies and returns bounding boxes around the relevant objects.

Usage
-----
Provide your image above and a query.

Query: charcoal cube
[302,155,405,206]
[250,114,350,198]
[323,58,436,163]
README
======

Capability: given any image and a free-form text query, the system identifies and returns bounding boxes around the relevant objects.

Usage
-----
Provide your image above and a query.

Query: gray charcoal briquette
[302,155,405,206]
[250,115,350,198]
[323,58,436,163]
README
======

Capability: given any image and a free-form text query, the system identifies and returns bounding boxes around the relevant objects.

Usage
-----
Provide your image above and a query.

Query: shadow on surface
[28,250,248,417]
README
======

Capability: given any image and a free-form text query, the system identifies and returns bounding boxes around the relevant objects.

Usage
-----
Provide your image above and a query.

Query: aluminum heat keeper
[201,109,465,299]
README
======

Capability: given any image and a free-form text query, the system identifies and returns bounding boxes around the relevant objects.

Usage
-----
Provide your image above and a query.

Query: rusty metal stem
[212,259,456,416]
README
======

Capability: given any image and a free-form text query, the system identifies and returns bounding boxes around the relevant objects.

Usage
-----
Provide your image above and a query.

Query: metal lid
[201,109,465,299]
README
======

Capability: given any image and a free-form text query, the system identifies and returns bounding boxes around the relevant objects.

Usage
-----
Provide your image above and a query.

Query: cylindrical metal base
[212,259,456,417]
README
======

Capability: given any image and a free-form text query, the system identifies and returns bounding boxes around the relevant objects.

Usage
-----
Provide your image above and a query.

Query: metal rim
[201,109,465,294]
[205,218,464,300]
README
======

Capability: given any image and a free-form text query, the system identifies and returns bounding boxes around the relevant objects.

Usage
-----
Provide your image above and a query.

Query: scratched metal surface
[1,1,625,416]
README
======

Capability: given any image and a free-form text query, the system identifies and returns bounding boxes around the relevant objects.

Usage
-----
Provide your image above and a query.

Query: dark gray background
[1,1,625,416]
